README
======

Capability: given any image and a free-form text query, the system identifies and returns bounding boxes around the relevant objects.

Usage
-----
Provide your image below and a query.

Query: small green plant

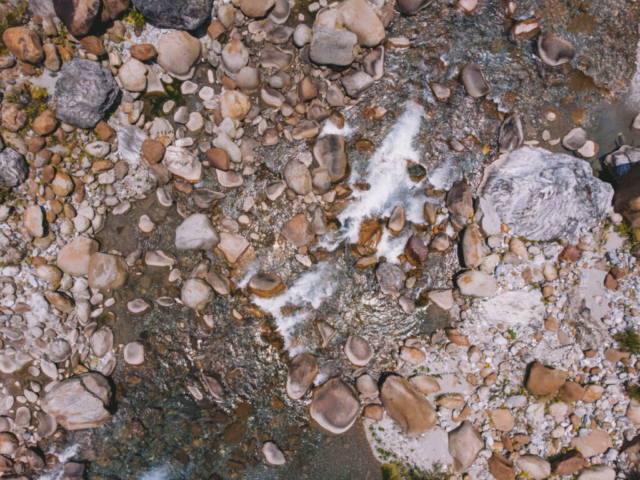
[616,221,640,245]
[507,328,516,341]
[628,383,640,402]
[615,327,640,354]
[124,8,146,30]
[0,2,29,56]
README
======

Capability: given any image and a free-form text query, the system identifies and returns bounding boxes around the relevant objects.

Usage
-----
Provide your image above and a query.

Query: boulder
[175,214,220,250]
[456,270,497,297]
[525,361,566,395]
[286,353,318,399]
[2,27,44,63]
[181,278,214,311]
[42,373,112,430]
[157,30,202,77]
[380,375,437,436]
[248,273,285,298]
[0,148,28,187]
[448,421,484,472]
[87,253,128,290]
[480,147,613,241]
[55,58,119,129]
[309,377,360,434]
[132,0,213,30]
[53,0,101,37]
[58,237,99,276]
[310,27,357,66]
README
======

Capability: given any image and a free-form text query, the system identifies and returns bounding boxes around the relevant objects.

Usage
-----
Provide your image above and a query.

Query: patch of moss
[123,8,146,31]
[616,221,640,245]
[0,186,12,205]
[0,2,29,56]
[615,327,640,354]
[628,383,640,402]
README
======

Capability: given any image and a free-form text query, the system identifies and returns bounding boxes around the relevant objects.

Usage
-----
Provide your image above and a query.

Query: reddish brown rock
[525,361,566,396]
[2,27,44,64]
[559,381,585,402]
[405,235,428,266]
[130,44,158,62]
[94,120,116,142]
[205,148,230,171]
[80,35,104,55]
[282,214,314,247]
[551,450,587,476]
[604,273,618,290]
[33,110,58,136]
[141,139,165,165]
[53,0,101,37]
[488,453,515,480]
[248,273,285,298]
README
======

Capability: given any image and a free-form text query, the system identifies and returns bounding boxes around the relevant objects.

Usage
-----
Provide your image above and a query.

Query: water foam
[39,443,82,480]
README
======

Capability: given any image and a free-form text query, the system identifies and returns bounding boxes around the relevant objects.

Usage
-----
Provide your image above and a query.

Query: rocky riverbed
[0,0,640,478]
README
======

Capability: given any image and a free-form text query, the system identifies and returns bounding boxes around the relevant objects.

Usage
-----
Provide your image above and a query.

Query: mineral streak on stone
[479,147,613,241]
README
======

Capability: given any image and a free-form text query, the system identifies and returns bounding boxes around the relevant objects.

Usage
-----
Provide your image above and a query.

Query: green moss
[616,221,640,245]
[0,2,29,56]
[124,8,146,31]
[628,384,640,402]
[0,186,11,205]
[615,327,640,354]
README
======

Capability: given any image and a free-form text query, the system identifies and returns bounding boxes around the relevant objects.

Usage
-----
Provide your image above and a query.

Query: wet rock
[206,148,231,171]
[461,62,491,97]
[284,159,312,195]
[87,253,128,290]
[262,442,285,466]
[526,361,566,395]
[248,273,285,298]
[53,0,100,37]
[118,57,148,92]
[405,235,428,266]
[0,148,28,187]
[182,278,214,311]
[538,33,575,67]
[55,59,119,129]
[218,232,249,264]
[58,236,99,276]
[570,430,612,458]
[376,262,406,296]
[562,127,587,151]
[447,180,473,217]
[449,421,483,472]
[163,146,202,182]
[457,270,497,297]
[488,453,515,480]
[241,0,275,18]
[396,0,434,15]
[282,214,314,247]
[462,224,485,268]
[388,206,405,235]
[175,214,220,250]
[42,373,112,430]
[219,91,251,120]
[309,377,360,434]
[0,432,18,455]
[132,0,212,30]
[310,27,358,66]
[342,71,374,97]
[90,327,113,358]
[479,147,613,241]
[344,335,373,366]
[516,455,550,480]
[339,0,385,47]
[157,30,201,77]
[193,189,225,209]
[313,135,349,182]
[286,353,318,399]
[380,375,437,436]
[222,39,249,74]
[2,26,44,64]
[124,341,145,365]
[510,18,540,43]
[499,113,523,153]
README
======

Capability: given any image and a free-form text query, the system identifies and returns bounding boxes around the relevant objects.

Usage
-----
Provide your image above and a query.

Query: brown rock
[33,110,58,136]
[241,0,275,18]
[141,139,165,165]
[363,404,383,421]
[282,214,314,247]
[94,120,116,142]
[560,245,580,262]
[58,236,99,276]
[551,450,587,476]
[2,27,44,64]
[248,273,285,298]
[447,180,473,217]
[525,361,566,395]
[405,235,428,266]
[559,381,585,402]
[51,172,75,197]
[53,0,101,37]
[80,35,104,55]
[488,453,515,480]
[490,409,514,432]
[2,104,27,132]
[208,20,226,41]
[298,76,318,102]
[583,384,605,403]
[570,430,612,458]
[29,137,46,153]
[223,422,247,445]
[130,44,158,62]
[206,148,231,171]
[103,0,130,19]
[380,375,437,436]
[604,273,618,290]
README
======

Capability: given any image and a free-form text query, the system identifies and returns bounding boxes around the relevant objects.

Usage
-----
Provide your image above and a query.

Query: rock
[270,0,290,23]
[0,148,28,187]
[310,27,357,66]
[363,46,385,81]
[559,381,585,402]
[103,0,129,19]
[24,205,44,238]
[388,206,406,235]
[222,39,249,74]
[317,321,336,348]
[262,442,285,466]
[447,180,473,217]
[309,377,360,434]
[448,421,484,472]
[488,453,515,480]
[627,398,640,425]
[124,341,145,365]
[405,235,428,266]
[130,44,157,62]
[217,232,249,264]
[141,139,165,164]
[570,430,612,458]
[462,224,485,268]
[376,262,406,296]
[583,385,605,403]
[90,327,113,358]
[339,0,385,47]
[2,103,26,131]
[2,27,44,64]
[205,148,230,171]
[33,109,58,136]
[0,432,18,455]
[193,189,225,209]
[517,455,551,480]
[396,0,434,14]
[53,0,101,37]
[87,253,128,290]
[163,146,202,182]
[282,214,314,247]
[562,127,587,151]
[241,0,275,17]
[55,59,119,129]
[175,214,220,250]
[248,273,285,298]
[181,278,214,311]
[43,43,60,71]
[236,66,261,93]
[313,135,349,182]
[80,35,104,55]
[118,57,147,92]
[342,71,374,97]
[219,91,251,120]
[344,335,373,366]
[457,270,497,297]
[58,236,99,276]
[42,373,112,430]
[577,466,616,480]
[538,33,575,66]
[551,450,587,476]
[510,18,540,43]
[461,62,491,97]
[286,353,318,399]
[490,409,514,431]
[157,30,201,77]
[294,24,312,47]
[380,375,437,436]
[611,160,640,228]
[479,147,613,241]
[499,113,523,153]
[526,361,566,395]
[409,374,440,394]
[284,159,312,195]
[132,0,213,30]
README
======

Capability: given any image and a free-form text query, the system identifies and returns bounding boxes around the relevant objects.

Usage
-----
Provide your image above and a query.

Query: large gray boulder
[132,0,213,30]
[41,373,112,430]
[55,59,120,129]
[0,148,28,187]
[479,147,613,241]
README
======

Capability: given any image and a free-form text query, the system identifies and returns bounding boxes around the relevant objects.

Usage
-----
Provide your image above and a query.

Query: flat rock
[248,273,285,298]
[448,420,484,472]
[309,377,360,434]
[286,353,318,399]
[58,236,99,276]
[517,455,551,480]
[456,270,497,297]
[133,0,213,30]
[175,214,220,250]
[526,361,567,395]
[380,375,437,436]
